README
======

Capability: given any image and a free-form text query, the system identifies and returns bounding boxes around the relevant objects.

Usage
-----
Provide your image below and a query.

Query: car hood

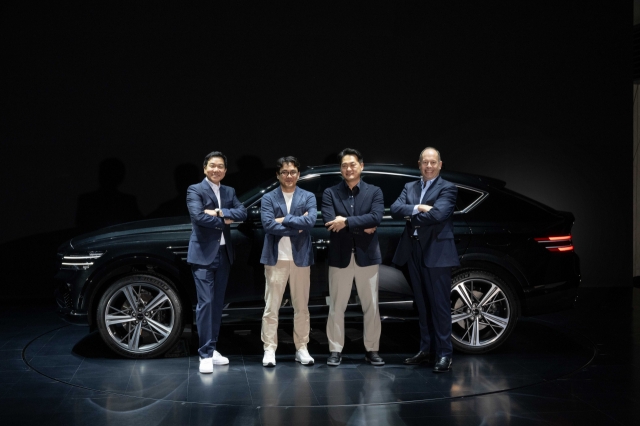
[69,217,191,250]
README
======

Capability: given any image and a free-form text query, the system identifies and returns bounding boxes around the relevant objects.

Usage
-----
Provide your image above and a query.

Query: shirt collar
[343,179,361,193]
[421,176,438,189]
[206,178,221,192]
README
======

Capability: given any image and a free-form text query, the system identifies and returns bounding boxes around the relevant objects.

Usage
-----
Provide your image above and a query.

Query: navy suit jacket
[321,180,384,268]
[260,186,317,267]
[390,176,460,268]
[186,178,247,266]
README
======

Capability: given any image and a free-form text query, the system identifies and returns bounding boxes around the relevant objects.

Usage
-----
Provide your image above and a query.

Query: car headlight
[59,251,105,270]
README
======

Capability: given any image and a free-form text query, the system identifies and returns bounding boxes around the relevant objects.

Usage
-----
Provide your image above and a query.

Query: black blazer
[321,180,384,268]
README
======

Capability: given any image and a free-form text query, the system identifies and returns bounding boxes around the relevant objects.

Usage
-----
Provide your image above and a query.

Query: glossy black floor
[1,289,638,426]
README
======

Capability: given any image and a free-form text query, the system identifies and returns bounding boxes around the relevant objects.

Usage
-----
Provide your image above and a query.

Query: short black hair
[276,156,300,170]
[203,151,227,169]
[337,148,363,164]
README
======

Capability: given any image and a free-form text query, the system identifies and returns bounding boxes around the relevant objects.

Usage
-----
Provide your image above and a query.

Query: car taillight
[534,235,574,252]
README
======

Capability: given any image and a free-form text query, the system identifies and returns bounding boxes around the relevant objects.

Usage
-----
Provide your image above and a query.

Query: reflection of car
[55,165,580,358]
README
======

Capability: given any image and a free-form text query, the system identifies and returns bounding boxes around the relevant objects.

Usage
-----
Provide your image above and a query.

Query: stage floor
[22,319,594,407]
[1,290,638,425]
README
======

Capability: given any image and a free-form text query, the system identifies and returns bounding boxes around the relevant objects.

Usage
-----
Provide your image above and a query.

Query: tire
[450,269,519,354]
[96,274,183,359]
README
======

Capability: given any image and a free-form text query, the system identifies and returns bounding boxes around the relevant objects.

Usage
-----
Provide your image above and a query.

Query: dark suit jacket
[321,180,384,268]
[186,178,247,266]
[390,176,460,268]
[260,186,317,267]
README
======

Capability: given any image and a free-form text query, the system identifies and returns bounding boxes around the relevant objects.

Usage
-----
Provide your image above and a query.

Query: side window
[297,173,343,212]
[455,186,485,213]
[360,173,416,209]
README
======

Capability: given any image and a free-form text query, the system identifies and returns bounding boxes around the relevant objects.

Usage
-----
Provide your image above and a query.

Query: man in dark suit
[390,147,459,372]
[260,156,317,367]
[187,151,247,374]
[321,148,384,366]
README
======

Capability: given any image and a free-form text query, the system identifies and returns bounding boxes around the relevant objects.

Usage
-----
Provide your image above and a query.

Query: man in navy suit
[187,151,247,374]
[259,156,317,367]
[321,148,385,366]
[390,147,459,373]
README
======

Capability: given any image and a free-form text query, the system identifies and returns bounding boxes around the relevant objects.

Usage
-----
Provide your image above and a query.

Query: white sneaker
[263,350,276,367]
[211,350,229,365]
[199,357,213,374]
[295,348,315,365]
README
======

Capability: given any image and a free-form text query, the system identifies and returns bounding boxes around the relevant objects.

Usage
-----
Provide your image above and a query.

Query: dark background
[1,2,631,299]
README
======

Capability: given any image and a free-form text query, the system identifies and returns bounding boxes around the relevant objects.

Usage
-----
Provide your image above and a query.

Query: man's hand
[204,209,218,216]
[364,227,377,234]
[326,215,347,232]
[275,217,284,223]
[224,219,233,225]
[417,204,432,213]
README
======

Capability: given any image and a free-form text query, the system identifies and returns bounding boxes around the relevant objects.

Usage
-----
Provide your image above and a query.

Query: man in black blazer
[187,151,247,374]
[321,148,384,366]
[390,147,459,372]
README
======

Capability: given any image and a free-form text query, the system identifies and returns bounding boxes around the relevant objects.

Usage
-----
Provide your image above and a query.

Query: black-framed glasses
[279,170,299,177]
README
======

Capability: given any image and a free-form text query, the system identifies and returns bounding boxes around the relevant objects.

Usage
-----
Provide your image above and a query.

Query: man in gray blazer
[260,156,317,367]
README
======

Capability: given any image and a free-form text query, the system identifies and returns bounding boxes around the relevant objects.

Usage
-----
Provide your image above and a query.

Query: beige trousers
[261,260,311,351]
[326,254,381,353]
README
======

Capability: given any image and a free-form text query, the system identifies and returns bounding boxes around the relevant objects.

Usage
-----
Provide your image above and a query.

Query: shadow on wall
[76,158,143,230]
[1,158,166,302]
[147,163,201,219]
[224,155,278,196]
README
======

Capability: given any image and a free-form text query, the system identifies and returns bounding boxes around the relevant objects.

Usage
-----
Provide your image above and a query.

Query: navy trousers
[407,239,453,357]
[191,246,231,359]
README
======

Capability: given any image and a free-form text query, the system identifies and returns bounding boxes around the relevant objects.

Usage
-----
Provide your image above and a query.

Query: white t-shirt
[277,191,294,260]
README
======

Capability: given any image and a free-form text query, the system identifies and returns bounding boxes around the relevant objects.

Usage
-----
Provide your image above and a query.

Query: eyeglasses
[279,170,299,177]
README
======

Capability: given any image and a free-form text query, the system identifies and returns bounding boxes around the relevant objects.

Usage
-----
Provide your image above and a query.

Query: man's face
[340,155,363,184]
[203,157,226,184]
[418,149,442,181]
[277,162,299,192]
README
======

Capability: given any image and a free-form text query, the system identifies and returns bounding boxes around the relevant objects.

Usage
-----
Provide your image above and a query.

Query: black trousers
[191,246,230,359]
[407,239,453,357]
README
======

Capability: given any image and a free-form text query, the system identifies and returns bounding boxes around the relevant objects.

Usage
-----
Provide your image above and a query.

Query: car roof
[303,164,507,189]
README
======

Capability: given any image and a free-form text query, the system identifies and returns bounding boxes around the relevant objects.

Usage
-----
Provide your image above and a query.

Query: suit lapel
[339,182,353,216]
[412,180,422,205]
[424,177,442,202]
[354,181,367,215]
[289,187,302,213]
[201,179,219,208]
[274,187,288,216]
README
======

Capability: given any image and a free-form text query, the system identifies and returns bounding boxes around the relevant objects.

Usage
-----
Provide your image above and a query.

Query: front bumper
[54,286,88,325]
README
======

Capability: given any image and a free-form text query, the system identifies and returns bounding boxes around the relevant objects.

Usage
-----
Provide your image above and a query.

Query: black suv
[55,165,580,358]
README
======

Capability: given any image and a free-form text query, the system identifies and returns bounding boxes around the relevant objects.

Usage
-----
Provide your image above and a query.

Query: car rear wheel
[96,274,183,359]
[450,270,519,354]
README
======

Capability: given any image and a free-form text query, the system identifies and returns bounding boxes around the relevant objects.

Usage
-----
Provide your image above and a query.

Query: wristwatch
[216,208,224,217]
[344,218,349,227]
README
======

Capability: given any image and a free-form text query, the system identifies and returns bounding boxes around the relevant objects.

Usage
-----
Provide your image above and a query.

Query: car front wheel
[96,274,183,359]
[450,269,519,354]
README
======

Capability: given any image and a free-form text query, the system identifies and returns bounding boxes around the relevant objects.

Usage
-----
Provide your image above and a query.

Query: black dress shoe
[365,351,385,366]
[327,352,342,366]
[433,356,452,373]
[403,351,430,365]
